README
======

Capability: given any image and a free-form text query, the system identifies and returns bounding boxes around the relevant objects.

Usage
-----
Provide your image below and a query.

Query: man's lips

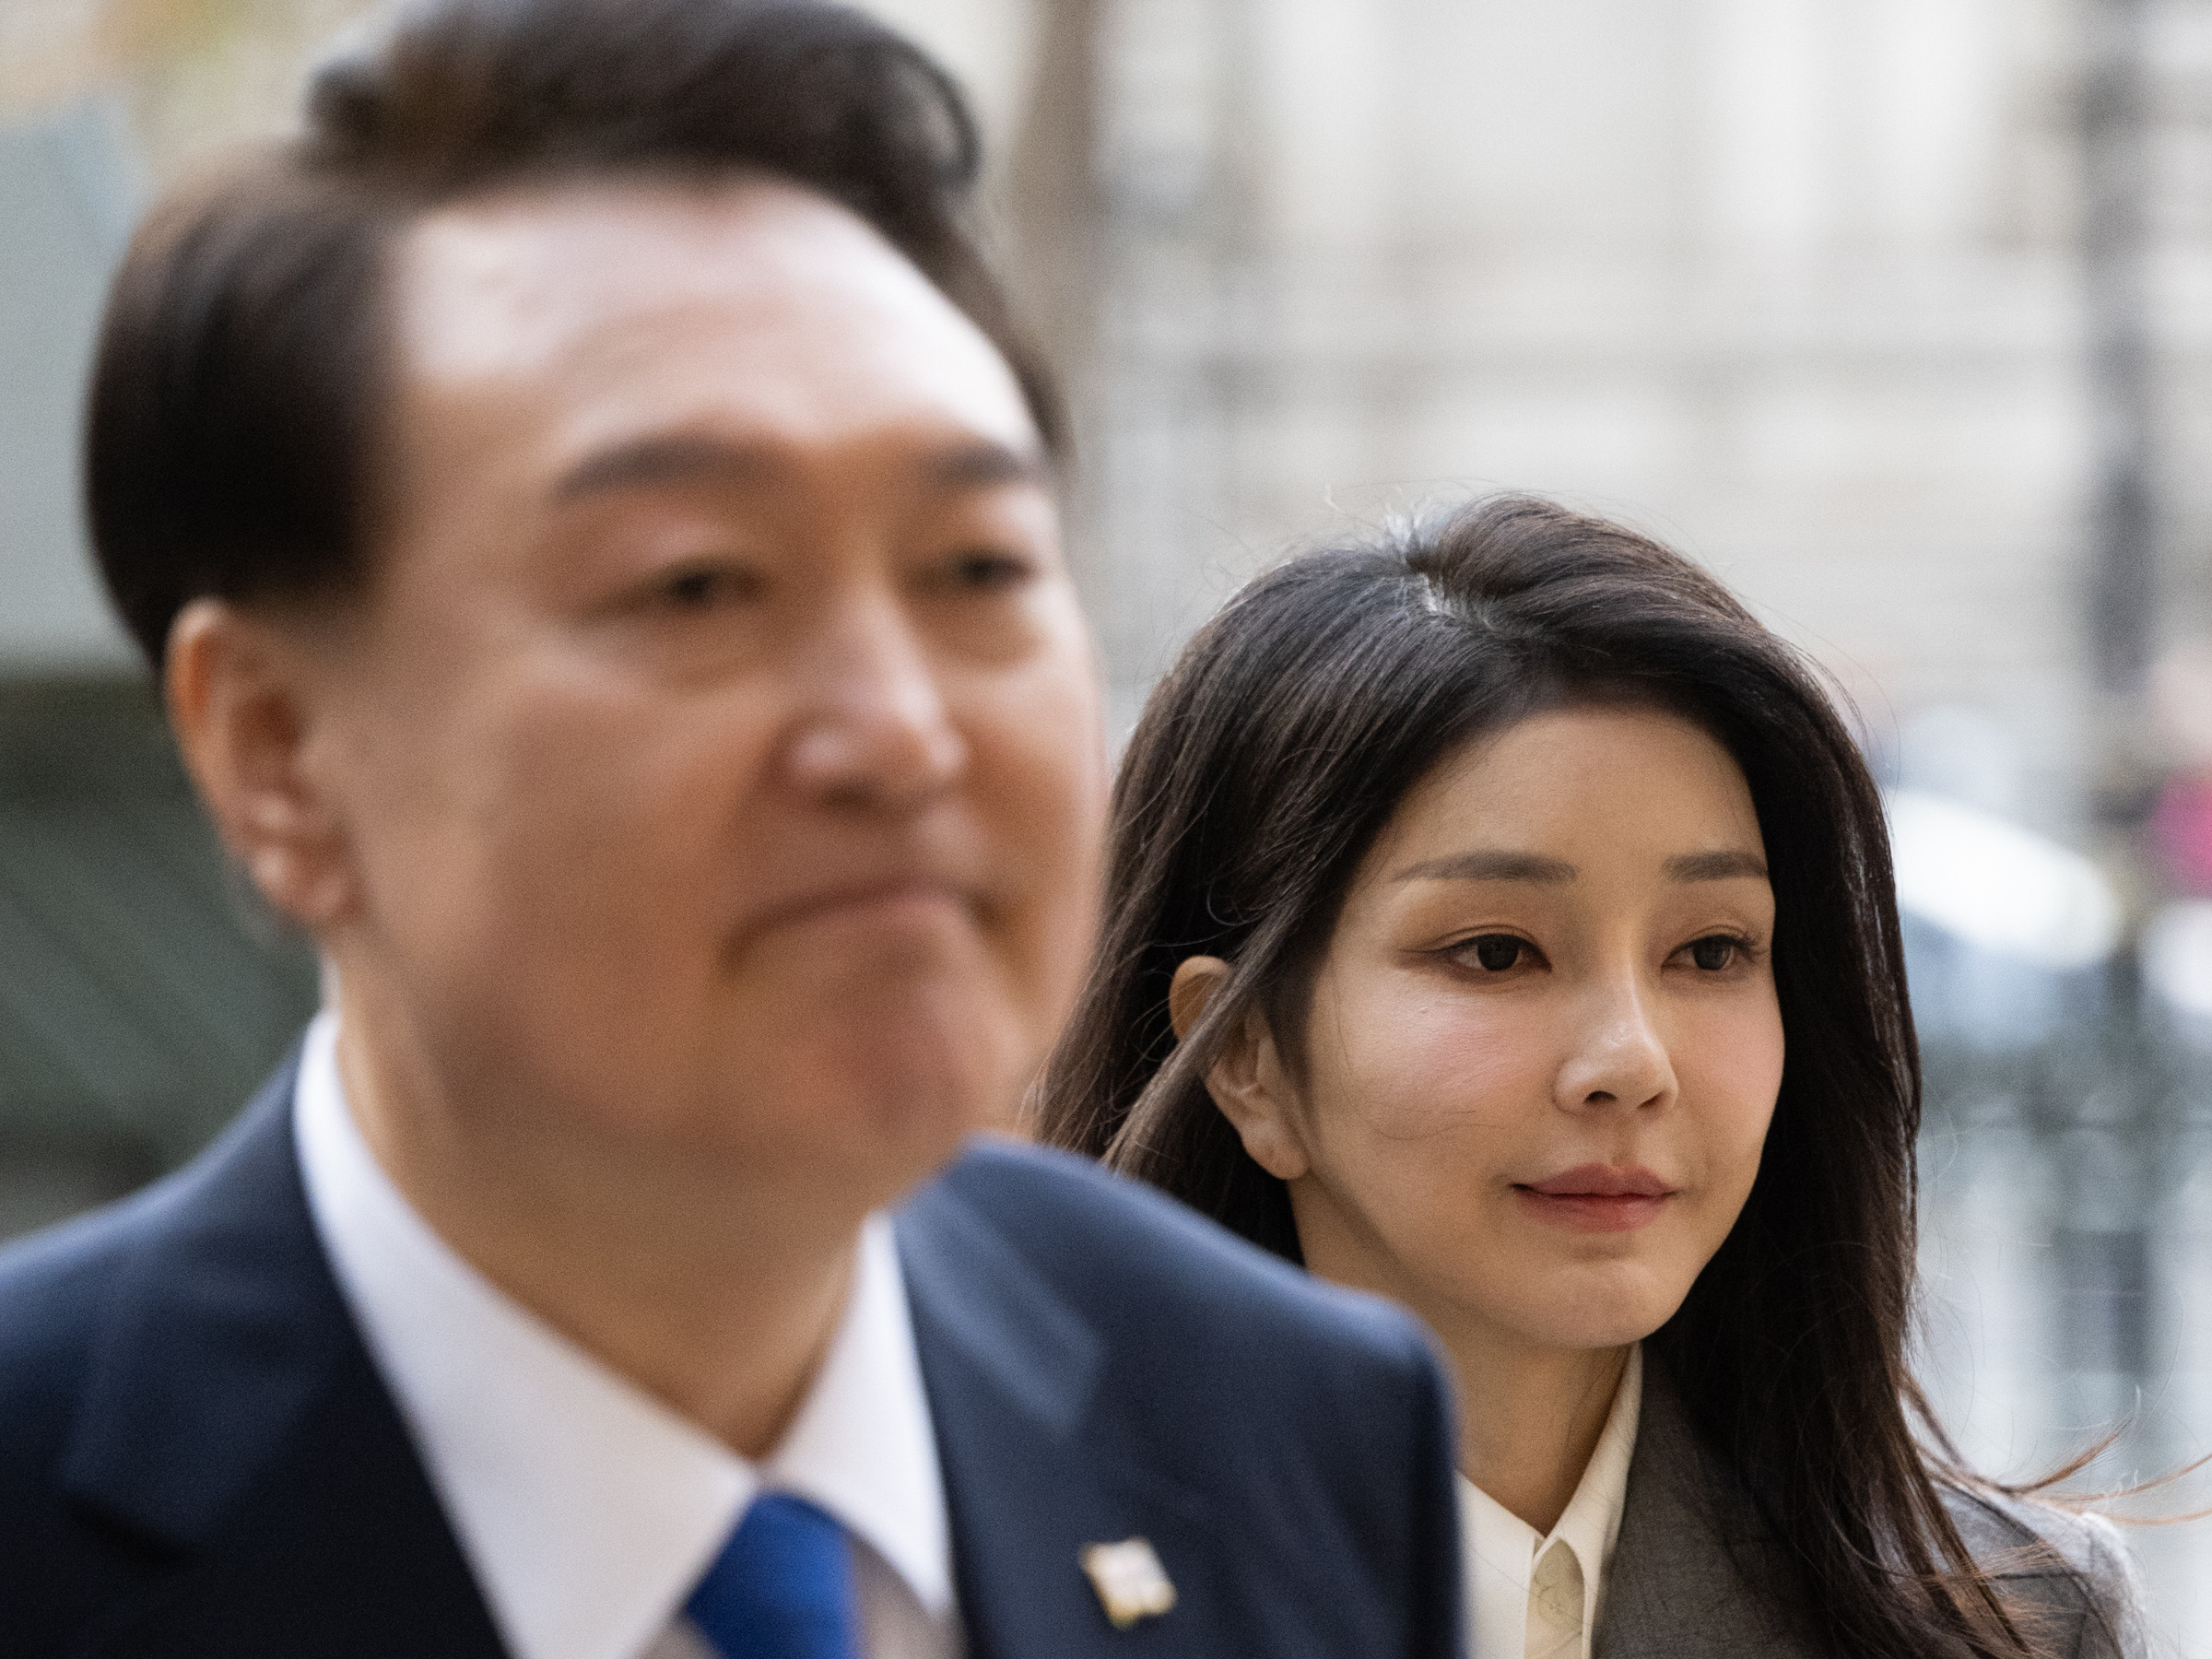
[742,877,977,944]
[1512,1164,1677,1233]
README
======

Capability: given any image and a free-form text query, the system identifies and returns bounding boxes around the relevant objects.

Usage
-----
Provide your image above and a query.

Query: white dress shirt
[292,1009,959,1659]
[1459,1345,1641,1659]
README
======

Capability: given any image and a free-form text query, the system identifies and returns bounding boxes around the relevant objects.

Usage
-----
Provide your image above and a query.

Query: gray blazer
[1594,1368,2144,1658]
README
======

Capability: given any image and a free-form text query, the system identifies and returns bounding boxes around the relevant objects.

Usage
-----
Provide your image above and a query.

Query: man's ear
[1168,956,1312,1182]
[165,598,356,932]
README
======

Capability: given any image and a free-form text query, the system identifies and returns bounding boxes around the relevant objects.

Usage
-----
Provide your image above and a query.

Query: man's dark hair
[86,0,1059,666]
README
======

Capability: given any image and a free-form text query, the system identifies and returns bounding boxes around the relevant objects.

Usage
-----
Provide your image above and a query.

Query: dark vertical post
[2083,0,2155,698]
[1211,0,1269,531]
[1004,0,1108,425]
[2074,0,2159,1477]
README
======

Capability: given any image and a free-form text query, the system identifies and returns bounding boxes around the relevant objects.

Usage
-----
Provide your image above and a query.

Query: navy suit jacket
[0,1057,1462,1657]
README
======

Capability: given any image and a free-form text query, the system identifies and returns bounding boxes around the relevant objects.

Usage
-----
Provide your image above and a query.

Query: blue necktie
[686,1492,859,1659]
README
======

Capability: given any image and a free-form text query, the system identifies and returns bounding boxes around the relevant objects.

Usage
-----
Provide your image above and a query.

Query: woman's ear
[166,598,357,931]
[1170,957,1312,1182]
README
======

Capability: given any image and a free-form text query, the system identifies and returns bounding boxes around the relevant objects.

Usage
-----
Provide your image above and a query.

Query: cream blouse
[1457,1345,1642,1659]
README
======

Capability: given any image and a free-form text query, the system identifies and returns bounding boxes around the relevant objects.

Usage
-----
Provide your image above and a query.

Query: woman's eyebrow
[1665,850,1769,881]
[1390,848,1770,884]
[1392,850,1577,885]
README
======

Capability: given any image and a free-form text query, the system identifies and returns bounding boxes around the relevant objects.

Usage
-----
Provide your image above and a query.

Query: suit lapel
[896,1170,1250,1659]
[60,1062,505,1659]
[1594,1364,1817,1659]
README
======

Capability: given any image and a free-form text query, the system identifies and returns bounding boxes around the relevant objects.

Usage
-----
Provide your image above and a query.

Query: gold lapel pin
[1081,1537,1178,1630]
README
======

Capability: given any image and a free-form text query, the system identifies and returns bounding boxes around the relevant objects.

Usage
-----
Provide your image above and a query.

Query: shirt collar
[1459,1343,1643,1658]
[292,1008,952,1659]
[761,1196,950,1622]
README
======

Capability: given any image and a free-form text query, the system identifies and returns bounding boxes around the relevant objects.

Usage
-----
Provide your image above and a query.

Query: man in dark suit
[0,2,1461,1655]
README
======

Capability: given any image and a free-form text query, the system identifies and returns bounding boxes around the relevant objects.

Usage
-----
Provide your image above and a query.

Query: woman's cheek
[1336,994,1548,1139]
[1675,1033,1782,1216]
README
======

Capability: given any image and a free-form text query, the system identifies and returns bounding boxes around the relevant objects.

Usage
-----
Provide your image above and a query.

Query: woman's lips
[1512,1163,1676,1233]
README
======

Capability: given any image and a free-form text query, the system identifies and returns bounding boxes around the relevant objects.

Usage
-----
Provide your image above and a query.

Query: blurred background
[6,0,2212,1642]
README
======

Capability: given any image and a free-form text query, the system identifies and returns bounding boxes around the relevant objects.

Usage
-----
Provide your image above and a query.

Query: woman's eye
[1688,935,1738,971]
[1464,935,1525,972]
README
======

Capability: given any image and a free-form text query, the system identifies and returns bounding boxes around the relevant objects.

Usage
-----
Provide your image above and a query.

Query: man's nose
[779,595,968,814]
[1553,971,1677,1113]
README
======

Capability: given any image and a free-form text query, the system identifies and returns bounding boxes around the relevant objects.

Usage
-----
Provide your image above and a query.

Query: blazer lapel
[896,1171,1253,1659]
[1594,1364,1817,1659]
[59,1062,505,1659]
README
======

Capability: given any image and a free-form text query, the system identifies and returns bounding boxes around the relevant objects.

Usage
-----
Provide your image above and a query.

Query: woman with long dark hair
[1036,496,2140,1658]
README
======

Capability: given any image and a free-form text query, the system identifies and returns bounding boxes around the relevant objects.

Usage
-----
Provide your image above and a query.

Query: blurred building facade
[1033,0,2198,782]
[5,0,2212,1642]
[0,91,318,1240]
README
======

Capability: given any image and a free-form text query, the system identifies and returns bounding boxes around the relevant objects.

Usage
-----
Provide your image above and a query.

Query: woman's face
[1194,704,1784,1357]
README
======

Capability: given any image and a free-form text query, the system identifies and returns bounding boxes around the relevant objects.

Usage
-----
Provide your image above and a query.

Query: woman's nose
[1554,975,1677,1112]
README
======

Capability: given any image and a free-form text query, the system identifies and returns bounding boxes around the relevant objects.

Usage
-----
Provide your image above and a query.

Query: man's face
[300,176,1104,1201]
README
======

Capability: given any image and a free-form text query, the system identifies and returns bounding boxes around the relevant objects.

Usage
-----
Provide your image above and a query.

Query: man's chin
[745,888,985,978]
[740,984,1032,1133]
[839,1021,1025,1138]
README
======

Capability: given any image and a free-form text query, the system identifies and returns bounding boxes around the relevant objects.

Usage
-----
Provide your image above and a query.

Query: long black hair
[1035,494,2049,1658]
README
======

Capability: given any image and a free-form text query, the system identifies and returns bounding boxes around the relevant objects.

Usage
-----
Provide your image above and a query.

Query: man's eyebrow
[1392,851,1578,885]
[925,439,1052,490]
[1665,850,1770,882]
[553,436,772,501]
[550,434,1050,503]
